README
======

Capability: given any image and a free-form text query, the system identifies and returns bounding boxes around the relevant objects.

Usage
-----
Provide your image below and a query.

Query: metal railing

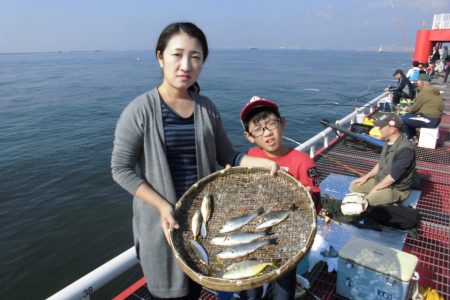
[432,13,450,29]
[295,93,388,157]
[47,247,138,300]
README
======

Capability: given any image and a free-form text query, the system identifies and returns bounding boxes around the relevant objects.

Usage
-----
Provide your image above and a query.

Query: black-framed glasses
[250,119,280,137]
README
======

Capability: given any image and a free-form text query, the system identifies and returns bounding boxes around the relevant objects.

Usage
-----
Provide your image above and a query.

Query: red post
[413,30,432,64]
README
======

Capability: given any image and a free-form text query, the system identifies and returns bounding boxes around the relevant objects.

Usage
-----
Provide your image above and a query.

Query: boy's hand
[268,161,280,176]
[239,155,279,176]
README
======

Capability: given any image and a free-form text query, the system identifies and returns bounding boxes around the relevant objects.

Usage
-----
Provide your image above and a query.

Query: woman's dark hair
[156,22,208,94]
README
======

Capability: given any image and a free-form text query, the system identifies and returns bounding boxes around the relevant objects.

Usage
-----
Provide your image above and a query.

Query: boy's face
[244,114,285,157]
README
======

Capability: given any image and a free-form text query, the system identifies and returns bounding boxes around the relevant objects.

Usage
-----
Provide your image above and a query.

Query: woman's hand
[159,202,179,245]
[134,183,180,245]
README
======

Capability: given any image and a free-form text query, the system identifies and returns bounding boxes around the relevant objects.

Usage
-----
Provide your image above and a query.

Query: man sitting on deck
[401,74,444,140]
[349,113,416,206]
[385,69,415,106]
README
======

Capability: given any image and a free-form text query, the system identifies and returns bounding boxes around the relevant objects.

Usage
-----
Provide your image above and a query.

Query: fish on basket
[190,240,209,266]
[217,239,277,260]
[222,260,279,280]
[191,210,202,241]
[200,193,213,238]
[255,204,296,230]
[219,207,264,233]
[210,230,270,247]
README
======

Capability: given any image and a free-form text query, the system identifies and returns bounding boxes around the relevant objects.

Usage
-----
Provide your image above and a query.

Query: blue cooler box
[336,237,418,300]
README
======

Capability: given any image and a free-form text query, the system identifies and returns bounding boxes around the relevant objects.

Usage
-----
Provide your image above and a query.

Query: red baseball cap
[240,96,279,124]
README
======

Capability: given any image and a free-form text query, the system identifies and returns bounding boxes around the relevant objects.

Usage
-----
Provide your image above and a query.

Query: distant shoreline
[0,48,410,55]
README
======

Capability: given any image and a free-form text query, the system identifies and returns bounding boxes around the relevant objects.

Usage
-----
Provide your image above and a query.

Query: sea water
[0,49,410,299]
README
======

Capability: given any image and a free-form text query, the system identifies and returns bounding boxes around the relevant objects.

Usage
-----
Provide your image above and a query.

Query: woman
[111,22,277,299]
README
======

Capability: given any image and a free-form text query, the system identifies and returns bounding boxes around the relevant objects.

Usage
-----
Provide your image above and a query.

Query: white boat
[47,14,450,300]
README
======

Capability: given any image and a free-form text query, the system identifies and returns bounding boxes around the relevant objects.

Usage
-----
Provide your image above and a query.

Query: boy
[239,96,320,300]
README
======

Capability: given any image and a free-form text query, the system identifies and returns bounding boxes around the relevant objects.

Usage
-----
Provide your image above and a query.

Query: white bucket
[418,127,439,149]
[356,113,365,123]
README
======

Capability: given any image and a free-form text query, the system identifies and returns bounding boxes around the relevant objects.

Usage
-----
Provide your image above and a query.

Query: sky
[0,0,449,53]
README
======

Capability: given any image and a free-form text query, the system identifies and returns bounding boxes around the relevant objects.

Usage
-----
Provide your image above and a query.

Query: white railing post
[432,13,450,29]
[47,247,138,300]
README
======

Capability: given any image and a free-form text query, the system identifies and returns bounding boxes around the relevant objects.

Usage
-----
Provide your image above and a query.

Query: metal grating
[313,134,450,299]
[120,136,449,299]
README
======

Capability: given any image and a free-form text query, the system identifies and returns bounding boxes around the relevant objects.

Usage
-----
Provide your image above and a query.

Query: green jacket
[376,134,416,191]
[410,85,444,118]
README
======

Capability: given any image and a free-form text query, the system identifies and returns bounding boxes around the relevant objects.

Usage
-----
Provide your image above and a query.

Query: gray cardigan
[111,88,239,297]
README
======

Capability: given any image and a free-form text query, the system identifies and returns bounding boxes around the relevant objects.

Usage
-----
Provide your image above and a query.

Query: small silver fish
[200,194,213,238]
[222,260,278,279]
[210,231,269,247]
[255,205,295,230]
[190,240,209,265]
[217,239,276,260]
[191,210,202,241]
[219,207,264,233]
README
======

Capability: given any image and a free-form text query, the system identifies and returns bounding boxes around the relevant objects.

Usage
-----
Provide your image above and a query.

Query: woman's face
[157,33,204,92]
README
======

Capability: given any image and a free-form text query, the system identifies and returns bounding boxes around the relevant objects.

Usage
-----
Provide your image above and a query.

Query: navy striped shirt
[161,100,198,198]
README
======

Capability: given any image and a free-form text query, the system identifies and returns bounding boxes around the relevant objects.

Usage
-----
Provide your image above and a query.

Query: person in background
[430,45,440,65]
[428,46,441,76]
[441,46,448,64]
[445,60,450,83]
[385,69,415,106]
[349,113,416,206]
[418,63,427,75]
[238,96,321,300]
[405,61,420,82]
[401,74,444,140]
[111,22,278,300]
[442,46,449,83]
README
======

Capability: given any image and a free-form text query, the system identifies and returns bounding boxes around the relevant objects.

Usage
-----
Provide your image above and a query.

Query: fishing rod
[280,86,385,130]
[292,103,375,107]
[283,135,367,177]
[333,92,376,104]
[388,0,412,57]
[283,89,383,108]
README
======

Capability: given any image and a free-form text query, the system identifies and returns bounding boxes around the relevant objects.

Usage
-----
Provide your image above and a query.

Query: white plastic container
[356,112,366,124]
[418,127,439,149]
[336,237,418,300]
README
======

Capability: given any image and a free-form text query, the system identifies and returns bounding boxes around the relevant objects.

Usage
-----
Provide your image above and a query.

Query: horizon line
[0,47,411,55]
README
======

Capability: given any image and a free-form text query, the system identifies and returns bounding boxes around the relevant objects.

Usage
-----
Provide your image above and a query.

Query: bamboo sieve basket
[169,167,316,291]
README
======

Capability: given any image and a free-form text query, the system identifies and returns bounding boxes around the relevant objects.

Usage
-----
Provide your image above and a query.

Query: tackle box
[336,237,418,300]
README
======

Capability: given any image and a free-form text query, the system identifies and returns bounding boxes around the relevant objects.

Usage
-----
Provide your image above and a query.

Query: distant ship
[378,45,383,53]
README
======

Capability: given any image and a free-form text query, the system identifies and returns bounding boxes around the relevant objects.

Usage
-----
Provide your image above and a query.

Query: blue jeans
[401,113,441,139]
[239,269,296,300]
